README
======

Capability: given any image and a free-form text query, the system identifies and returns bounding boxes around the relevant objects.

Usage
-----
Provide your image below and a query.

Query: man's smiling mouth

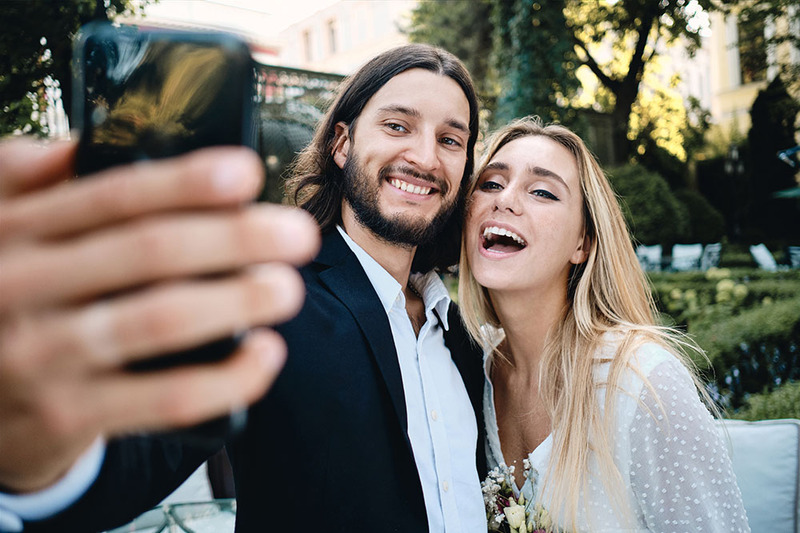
[389,178,434,196]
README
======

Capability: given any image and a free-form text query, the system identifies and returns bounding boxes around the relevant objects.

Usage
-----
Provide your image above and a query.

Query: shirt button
[431,410,438,421]
[443,481,449,492]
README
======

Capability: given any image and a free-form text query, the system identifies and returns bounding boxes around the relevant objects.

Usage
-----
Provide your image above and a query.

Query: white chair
[635,244,662,272]
[750,243,779,271]
[700,242,722,270]
[670,243,703,271]
[788,246,800,269]
[717,418,800,532]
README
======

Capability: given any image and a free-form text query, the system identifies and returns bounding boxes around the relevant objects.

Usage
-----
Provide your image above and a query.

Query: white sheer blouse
[483,336,750,532]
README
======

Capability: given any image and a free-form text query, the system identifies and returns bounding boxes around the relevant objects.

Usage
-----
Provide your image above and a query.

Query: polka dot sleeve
[627,357,750,533]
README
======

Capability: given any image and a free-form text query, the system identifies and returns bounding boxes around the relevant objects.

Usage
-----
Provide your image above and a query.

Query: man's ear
[332,122,350,170]
[570,233,591,265]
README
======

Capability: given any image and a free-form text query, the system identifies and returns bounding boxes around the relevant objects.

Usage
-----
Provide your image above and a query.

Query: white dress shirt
[337,227,485,533]
[0,437,105,532]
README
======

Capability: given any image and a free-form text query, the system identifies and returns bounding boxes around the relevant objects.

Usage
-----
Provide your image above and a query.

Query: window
[303,29,313,62]
[327,19,337,55]
[737,19,767,84]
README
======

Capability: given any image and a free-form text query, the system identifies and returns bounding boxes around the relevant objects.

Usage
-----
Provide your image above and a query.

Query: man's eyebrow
[377,105,420,118]
[526,164,570,191]
[377,105,469,134]
[446,118,470,135]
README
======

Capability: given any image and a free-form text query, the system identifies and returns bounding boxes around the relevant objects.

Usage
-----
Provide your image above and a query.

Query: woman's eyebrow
[526,164,569,191]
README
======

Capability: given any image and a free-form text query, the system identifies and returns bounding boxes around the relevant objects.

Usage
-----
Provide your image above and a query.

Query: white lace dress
[483,337,750,532]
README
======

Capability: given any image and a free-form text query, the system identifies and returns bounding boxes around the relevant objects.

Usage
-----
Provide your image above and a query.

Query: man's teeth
[390,178,431,196]
[483,226,526,246]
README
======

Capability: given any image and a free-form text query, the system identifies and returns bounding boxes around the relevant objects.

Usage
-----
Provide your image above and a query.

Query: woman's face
[465,134,588,296]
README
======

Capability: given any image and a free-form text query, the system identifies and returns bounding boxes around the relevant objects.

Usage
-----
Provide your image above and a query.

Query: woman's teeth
[482,226,527,247]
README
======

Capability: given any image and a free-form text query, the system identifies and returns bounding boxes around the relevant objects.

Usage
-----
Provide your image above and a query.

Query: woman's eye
[386,123,407,132]
[479,180,502,191]
[532,189,559,201]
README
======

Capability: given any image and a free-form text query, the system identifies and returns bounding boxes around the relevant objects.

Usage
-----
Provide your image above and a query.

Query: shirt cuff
[0,437,106,531]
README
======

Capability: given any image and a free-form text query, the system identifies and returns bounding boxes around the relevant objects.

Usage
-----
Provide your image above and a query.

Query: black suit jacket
[25,229,485,533]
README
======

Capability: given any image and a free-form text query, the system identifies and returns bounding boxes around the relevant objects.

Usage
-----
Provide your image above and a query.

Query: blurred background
[1,0,798,419]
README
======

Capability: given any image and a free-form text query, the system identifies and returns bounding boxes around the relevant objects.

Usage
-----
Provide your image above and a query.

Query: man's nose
[404,133,440,173]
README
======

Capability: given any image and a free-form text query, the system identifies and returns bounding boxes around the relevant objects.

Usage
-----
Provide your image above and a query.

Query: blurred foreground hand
[0,139,320,493]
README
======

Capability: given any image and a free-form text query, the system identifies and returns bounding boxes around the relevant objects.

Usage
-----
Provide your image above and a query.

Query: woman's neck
[491,286,568,378]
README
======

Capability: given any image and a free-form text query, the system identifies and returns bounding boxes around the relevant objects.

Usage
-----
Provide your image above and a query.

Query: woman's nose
[493,187,521,214]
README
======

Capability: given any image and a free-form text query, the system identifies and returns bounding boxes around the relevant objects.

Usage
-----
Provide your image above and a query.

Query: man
[7,43,487,532]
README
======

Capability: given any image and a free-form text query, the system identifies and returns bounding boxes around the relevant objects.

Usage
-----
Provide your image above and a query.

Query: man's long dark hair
[285,43,480,273]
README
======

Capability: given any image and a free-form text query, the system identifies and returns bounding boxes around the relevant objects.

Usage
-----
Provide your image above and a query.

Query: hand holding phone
[72,22,259,445]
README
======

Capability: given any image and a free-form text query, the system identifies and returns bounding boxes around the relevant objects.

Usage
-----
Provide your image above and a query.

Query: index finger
[0,138,76,199]
[0,146,264,245]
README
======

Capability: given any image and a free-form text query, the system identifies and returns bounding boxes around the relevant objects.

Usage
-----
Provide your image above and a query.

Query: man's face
[332,68,471,248]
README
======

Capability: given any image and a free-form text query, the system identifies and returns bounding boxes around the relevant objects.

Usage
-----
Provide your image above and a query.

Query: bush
[732,381,800,421]
[608,163,689,246]
[673,189,725,244]
[689,297,800,409]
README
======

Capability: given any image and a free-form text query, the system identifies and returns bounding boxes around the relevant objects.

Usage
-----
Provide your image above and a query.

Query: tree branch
[572,33,619,93]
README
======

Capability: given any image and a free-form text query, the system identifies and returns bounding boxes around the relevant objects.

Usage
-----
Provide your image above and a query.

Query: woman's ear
[332,122,350,170]
[570,233,591,265]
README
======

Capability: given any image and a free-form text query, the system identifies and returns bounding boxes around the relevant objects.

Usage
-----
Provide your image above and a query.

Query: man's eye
[479,180,502,191]
[532,189,559,201]
[440,136,462,147]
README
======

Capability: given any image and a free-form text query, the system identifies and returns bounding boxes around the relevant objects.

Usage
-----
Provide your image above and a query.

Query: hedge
[688,297,800,409]
[732,381,800,421]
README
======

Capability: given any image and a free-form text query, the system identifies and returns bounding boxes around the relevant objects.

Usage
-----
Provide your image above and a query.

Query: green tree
[407,0,495,111]
[746,77,800,240]
[0,0,149,136]
[409,0,716,163]
[491,0,580,127]
[608,163,689,246]
[723,0,800,89]
[566,0,715,163]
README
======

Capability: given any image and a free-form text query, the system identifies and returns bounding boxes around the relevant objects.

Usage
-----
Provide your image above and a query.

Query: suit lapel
[315,231,409,433]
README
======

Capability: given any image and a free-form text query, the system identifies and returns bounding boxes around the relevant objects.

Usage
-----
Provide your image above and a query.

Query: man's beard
[342,154,459,248]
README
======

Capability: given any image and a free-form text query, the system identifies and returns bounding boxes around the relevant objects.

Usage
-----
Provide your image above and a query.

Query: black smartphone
[72,21,258,445]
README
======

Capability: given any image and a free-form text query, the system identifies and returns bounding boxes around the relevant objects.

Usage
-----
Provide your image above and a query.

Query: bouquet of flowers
[481,460,555,533]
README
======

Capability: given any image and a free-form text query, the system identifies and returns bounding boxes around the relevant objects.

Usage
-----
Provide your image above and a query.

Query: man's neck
[341,212,416,287]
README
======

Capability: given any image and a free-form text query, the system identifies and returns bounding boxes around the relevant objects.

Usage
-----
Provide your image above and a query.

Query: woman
[459,117,749,532]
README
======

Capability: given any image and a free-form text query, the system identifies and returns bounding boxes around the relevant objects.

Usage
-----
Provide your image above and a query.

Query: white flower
[504,500,526,529]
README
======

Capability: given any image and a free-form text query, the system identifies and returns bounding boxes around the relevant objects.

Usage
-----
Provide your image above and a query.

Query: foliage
[723,0,800,89]
[648,267,800,410]
[490,0,581,128]
[565,0,715,163]
[608,163,688,246]
[746,77,800,241]
[0,0,149,136]
[673,189,725,244]
[732,381,800,421]
[406,0,495,111]
[409,0,718,166]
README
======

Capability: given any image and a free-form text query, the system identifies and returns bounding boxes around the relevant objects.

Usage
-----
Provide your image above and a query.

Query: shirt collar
[336,226,452,329]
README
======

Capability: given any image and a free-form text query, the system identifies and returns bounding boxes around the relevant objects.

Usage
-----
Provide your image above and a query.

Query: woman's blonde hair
[459,116,714,531]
